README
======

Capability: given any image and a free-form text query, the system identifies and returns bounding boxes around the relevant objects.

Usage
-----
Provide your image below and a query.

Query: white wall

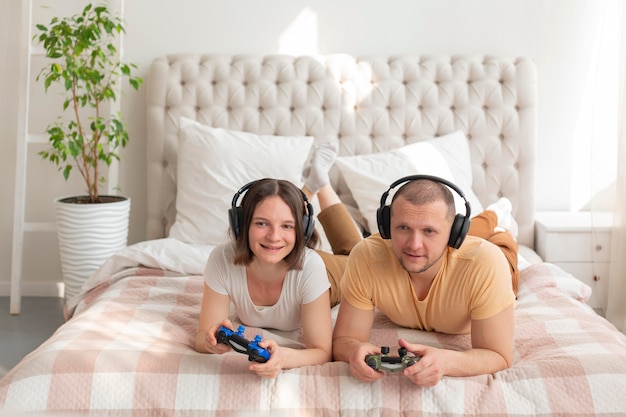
[0,0,620,297]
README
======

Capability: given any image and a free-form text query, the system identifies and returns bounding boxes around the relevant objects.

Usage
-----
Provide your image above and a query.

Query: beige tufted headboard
[145,54,537,247]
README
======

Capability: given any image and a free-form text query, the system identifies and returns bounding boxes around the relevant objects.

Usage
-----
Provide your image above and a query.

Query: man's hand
[348,342,386,382]
[398,338,446,386]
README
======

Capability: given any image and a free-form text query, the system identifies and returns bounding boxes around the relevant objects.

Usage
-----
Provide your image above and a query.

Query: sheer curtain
[605,3,626,333]
[579,0,625,332]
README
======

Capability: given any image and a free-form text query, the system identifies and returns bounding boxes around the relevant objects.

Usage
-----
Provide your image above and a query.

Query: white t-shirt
[204,242,330,331]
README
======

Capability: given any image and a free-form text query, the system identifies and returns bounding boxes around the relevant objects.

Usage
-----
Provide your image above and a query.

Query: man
[332,177,516,386]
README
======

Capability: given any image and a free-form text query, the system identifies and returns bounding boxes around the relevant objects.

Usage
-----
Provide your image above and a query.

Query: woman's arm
[249,291,332,376]
[194,283,233,353]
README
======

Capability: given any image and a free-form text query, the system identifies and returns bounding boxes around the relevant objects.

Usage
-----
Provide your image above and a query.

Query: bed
[2,54,626,416]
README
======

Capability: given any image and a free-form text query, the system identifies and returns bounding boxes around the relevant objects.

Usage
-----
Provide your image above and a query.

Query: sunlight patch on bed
[501,378,550,414]
[268,372,300,409]
[423,377,464,414]
[90,372,135,409]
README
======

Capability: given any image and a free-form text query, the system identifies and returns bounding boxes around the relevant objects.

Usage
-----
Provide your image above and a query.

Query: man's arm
[468,303,514,370]
[402,303,514,386]
[332,298,383,382]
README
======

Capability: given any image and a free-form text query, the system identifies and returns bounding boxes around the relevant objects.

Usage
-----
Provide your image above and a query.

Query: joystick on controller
[365,346,419,372]
[216,325,271,363]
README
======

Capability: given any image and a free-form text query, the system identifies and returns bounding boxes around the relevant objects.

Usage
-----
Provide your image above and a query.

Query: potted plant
[35,2,142,300]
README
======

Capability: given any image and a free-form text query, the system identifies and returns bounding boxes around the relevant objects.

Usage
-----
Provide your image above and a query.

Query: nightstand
[534,211,613,311]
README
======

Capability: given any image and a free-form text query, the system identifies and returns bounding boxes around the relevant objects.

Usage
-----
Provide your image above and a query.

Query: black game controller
[215,325,271,363]
[365,346,419,372]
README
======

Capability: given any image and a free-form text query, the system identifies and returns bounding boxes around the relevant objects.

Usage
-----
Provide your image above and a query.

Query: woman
[195,178,333,378]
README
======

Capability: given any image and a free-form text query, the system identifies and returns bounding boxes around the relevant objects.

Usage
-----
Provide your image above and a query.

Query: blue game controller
[216,325,271,363]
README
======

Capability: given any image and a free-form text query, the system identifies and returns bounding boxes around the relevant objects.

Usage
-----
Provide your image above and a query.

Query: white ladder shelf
[10,0,125,315]
[10,0,50,315]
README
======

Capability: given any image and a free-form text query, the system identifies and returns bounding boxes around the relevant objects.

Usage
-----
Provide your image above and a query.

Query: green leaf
[62,165,71,181]
[33,2,142,202]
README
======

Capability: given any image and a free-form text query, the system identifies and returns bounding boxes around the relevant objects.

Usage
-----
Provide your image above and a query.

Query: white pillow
[169,117,314,245]
[334,131,484,233]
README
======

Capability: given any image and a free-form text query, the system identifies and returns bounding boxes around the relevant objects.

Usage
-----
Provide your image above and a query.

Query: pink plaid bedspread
[2,260,626,416]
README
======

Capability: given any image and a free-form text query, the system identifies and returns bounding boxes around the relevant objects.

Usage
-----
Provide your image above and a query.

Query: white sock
[486,197,518,240]
[304,143,337,194]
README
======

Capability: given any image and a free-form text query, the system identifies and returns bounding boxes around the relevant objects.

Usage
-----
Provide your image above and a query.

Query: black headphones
[228,179,315,242]
[376,174,472,248]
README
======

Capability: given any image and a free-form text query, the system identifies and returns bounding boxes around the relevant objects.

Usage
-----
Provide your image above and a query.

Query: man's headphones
[228,180,315,242]
[376,174,472,248]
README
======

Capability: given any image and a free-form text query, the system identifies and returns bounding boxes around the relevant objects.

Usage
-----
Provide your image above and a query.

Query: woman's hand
[248,338,283,378]
[198,319,234,354]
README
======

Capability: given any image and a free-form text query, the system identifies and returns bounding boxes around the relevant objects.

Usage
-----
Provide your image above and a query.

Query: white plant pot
[55,196,130,301]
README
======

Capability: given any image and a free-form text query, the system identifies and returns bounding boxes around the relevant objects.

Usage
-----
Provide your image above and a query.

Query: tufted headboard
[145,54,537,247]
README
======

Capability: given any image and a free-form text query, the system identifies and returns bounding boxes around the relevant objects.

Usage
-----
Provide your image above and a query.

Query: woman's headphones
[228,179,315,242]
[376,174,472,248]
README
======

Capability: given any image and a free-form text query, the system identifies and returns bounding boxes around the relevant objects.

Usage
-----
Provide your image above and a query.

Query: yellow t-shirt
[340,234,516,334]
